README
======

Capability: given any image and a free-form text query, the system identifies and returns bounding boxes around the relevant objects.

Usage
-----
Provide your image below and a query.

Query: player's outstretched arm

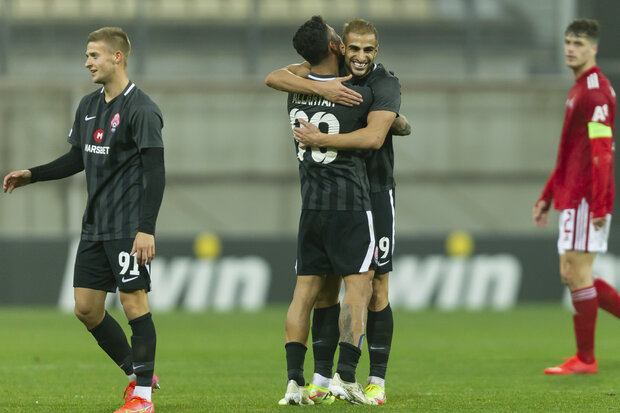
[3,145,84,194]
[3,169,32,193]
[295,110,396,150]
[265,63,363,107]
[391,114,412,136]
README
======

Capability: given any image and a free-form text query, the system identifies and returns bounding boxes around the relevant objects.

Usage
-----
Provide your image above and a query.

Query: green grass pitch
[3,305,620,412]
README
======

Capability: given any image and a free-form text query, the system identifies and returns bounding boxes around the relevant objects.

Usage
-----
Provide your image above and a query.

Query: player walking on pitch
[533,19,617,375]
[266,18,410,404]
[3,27,165,412]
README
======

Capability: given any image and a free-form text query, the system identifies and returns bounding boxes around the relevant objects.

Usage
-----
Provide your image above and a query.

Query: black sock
[367,304,393,380]
[285,342,307,386]
[337,342,361,383]
[129,312,157,387]
[312,303,340,379]
[89,311,133,376]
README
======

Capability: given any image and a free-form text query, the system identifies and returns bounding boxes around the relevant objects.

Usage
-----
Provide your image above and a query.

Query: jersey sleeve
[539,169,555,207]
[131,103,164,150]
[67,98,85,147]
[584,90,614,218]
[368,75,401,114]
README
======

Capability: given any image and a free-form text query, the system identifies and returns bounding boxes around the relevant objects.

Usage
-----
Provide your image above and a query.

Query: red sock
[593,278,620,318]
[571,287,598,364]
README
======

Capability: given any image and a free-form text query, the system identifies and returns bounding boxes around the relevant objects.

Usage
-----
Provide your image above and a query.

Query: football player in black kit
[3,27,164,413]
[272,15,384,406]
[266,18,411,406]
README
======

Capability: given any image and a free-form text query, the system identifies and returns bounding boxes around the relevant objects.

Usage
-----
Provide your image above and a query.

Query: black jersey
[351,64,401,192]
[288,73,373,211]
[67,82,164,241]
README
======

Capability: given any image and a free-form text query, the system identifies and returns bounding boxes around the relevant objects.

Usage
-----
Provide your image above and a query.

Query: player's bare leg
[339,270,374,347]
[545,251,598,374]
[365,272,391,404]
[285,275,326,345]
[74,287,107,329]
[329,270,375,405]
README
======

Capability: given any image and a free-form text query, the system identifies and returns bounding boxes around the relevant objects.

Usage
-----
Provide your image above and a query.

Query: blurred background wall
[1,0,620,308]
[4,0,620,238]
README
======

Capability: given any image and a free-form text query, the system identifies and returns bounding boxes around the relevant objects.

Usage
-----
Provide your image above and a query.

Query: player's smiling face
[564,33,597,71]
[85,41,117,84]
[342,32,378,78]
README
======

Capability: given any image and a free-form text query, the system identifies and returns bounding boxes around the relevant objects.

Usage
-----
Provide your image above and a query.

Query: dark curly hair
[293,16,330,66]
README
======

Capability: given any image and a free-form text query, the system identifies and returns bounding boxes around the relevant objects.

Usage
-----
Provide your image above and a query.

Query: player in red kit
[533,18,617,375]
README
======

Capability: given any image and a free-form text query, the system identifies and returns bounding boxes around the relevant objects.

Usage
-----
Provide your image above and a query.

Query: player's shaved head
[565,18,600,45]
[343,18,378,45]
[88,27,131,64]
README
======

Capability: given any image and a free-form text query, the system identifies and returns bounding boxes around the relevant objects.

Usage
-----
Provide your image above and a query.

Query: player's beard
[348,59,372,80]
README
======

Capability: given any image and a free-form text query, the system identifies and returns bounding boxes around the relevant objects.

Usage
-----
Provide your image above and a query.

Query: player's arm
[295,110,397,150]
[3,145,84,193]
[294,71,402,148]
[391,114,412,136]
[130,105,166,266]
[265,62,363,107]
[586,92,614,228]
[132,147,165,266]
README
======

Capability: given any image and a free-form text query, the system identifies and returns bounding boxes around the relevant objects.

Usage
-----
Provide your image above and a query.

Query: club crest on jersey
[93,129,104,143]
[110,113,120,133]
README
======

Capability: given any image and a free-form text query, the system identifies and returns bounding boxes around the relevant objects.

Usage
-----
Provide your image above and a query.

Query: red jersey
[540,66,616,218]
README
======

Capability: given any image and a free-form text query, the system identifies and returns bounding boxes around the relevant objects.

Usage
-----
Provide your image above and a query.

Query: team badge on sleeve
[110,113,120,133]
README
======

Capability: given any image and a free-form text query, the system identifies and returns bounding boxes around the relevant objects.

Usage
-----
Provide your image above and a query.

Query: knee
[560,266,573,287]
[560,263,585,290]
[369,280,389,311]
[315,289,340,308]
[74,302,103,328]
[120,296,148,321]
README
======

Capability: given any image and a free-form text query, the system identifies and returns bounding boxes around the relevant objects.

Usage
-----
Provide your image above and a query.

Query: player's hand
[316,75,363,106]
[532,200,549,228]
[3,169,32,194]
[593,216,606,230]
[294,119,327,147]
[131,232,155,266]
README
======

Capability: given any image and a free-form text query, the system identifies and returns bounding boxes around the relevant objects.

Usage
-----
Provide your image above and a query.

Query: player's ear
[340,42,345,55]
[328,41,339,54]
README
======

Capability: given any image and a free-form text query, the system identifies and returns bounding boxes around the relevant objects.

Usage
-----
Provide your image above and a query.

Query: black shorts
[371,189,395,274]
[74,238,152,293]
[296,210,376,276]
